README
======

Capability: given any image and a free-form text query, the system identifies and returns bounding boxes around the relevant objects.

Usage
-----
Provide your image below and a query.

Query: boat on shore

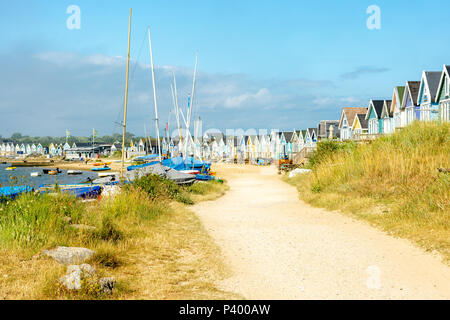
[93,162,112,167]
[92,166,111,172]
[67,170,83,175]
[98,171,119,178]
[38,184,102,199]
[43,168,62,174]
[0,186,33,201]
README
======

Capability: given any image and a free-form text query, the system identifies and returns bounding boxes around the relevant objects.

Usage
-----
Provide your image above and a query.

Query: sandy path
[193,164,450,300]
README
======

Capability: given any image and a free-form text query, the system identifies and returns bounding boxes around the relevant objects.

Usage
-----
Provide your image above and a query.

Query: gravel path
[193,164,450,300]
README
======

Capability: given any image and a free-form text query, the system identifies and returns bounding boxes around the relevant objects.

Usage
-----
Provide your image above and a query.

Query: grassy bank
[0,177,237,300]
[286,121,450,262]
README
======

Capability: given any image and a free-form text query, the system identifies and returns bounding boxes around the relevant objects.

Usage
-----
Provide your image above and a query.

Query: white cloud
[0,51,351,136]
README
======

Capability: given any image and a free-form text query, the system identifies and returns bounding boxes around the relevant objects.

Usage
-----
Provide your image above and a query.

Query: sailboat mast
[184,53,198,160]
[120,8,132,180]
[187,52,198,131]
[148,27,162,162]
[172,73,183,143]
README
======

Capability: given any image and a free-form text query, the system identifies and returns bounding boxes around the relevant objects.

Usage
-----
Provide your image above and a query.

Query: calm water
[0,163,99,189]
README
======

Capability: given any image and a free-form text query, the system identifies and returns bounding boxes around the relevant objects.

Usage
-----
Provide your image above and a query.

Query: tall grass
[288,121,450,260]
[0,176,233,299]
[0,193,84,250]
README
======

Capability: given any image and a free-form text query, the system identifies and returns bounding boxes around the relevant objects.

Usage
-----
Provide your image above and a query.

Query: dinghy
[43,168,62,174]
[5,167,16,171]
[67,170,83,175]
[92,166,111,172]
[30,172,41,177]
[38,184,102,199]
[93,162,112,167]
[0,185,33,201]
[98,171,119,178]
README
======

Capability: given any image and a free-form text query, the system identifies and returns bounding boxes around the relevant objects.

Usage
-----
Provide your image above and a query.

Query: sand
[193,163,450,300]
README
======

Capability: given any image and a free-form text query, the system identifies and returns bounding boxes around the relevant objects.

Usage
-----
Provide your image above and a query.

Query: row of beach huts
[174,64,450,163]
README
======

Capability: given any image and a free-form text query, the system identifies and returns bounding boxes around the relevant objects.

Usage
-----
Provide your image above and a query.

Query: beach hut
[63,143,71,152]
[401,81,421,126]
[308,128,318,146]
[339,107,367,140]
[37,143,43,155]
[303,130,312,147]
[258,134,270,158]
[365,100,384,135]
[435,65,450,122]
[390,86,406,130]
[380,100,393,134]
[351,114,369,138]
[280,132,294,159]
[417,71,441,121]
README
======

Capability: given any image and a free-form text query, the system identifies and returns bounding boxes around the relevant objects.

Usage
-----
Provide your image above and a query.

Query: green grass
[286,121,450,262]
[0,176,234,299]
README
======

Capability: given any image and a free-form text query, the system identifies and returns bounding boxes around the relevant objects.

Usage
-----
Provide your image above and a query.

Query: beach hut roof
[390,86,405,114]
[340,107,368,127]
[365,100,384,120]
[418,71,441,103]
[355,114,368,129]
[282,131,294,142]
[381,100,393,118]
[308,128,317,138]
[402,81,421,108]
[436,65,450,102]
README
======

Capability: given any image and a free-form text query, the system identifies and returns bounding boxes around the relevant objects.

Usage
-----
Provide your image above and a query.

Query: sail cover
[125,163,196,185]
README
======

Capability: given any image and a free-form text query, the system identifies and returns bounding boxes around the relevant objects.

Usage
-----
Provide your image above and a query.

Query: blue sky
[1,0,449,137]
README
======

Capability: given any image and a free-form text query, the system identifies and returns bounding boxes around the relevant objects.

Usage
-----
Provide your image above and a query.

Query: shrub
[90,249,122,268]
[308,140,357,168]
[91,216,123,242]
[131,174,180,201]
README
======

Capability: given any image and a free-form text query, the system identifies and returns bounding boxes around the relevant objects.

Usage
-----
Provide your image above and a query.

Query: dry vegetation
[0,177,239,300]
[286,121,450,262]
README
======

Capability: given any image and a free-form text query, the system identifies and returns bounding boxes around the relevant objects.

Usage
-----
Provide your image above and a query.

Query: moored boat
[93,162,112,167]
[0,185,33,201]
[38,184,102,199]
[67,170,83,175]
[5,167,16,171]
[43,168,62,174]
[30,172,41,177]
[98,171,119,177]
[92,166,111,172]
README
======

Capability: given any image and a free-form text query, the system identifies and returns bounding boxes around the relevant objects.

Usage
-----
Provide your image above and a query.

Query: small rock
[59,264,96,291]
[59,267,82,290]
[80,264,96,277]
[98,277,116,294]
[70,224,97,231]
[42,247,95,265]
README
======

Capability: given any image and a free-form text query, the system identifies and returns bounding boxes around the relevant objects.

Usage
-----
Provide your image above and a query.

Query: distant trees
[1,132,145,147]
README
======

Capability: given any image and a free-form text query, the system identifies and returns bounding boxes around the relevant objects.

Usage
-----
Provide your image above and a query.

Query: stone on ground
[42,247,95,265]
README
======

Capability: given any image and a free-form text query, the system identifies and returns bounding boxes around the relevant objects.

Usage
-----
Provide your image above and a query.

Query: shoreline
[1,157,124,173]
